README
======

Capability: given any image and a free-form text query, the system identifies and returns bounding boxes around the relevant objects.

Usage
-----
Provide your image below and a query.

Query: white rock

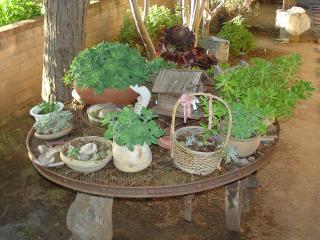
[276,7,311,35]
[80,143,97,156]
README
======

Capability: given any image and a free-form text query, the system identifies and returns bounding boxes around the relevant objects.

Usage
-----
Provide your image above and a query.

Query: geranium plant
[102,107,165,151]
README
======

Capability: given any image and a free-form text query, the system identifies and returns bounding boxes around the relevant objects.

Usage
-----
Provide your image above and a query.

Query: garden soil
[0,37,319,240]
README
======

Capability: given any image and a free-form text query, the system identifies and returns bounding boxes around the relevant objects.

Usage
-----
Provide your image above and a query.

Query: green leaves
[214,54,314,119]
[103,107,164,151]
[217,15,255,57]
[0,0,42,27]
[65,42,156,94]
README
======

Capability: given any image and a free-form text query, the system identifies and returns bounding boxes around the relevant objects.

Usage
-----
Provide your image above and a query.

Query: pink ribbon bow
[180,94,192,123]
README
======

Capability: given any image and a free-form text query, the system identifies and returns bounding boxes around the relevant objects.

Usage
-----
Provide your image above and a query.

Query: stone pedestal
[275,7,311,42]
[67,193,113,240]
[199,36,230,63]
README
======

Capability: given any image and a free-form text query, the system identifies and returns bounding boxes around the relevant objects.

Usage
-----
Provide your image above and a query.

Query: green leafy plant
[67,147,80,159]
[217,15,255,56]
[33,111,73,135]
[102,107,165,151]
[119,5,181,46]
[214,54,314,119]
[64,42,170,94]
[37,101,57,115]
[0,0,42,27]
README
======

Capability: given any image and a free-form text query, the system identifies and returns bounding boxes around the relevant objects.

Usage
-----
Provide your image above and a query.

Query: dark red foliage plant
[157,26,217,70]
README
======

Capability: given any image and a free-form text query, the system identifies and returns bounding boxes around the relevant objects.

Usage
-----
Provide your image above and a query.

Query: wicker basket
[170,93,232,175]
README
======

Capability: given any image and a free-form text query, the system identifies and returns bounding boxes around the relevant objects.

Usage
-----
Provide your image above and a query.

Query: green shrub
[217,15,255,56]
[64,42,174,94]
[214,54,314,119]
[0,0,42,27]
[119,5,180,45]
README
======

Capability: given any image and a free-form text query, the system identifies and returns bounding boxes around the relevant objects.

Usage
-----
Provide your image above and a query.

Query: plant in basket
[33,111,73,140]
[171,93,232,176]
[64,42,173,105]
[102,107,165,172]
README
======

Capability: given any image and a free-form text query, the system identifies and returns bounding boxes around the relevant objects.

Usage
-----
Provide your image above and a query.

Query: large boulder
[276,7,311,35]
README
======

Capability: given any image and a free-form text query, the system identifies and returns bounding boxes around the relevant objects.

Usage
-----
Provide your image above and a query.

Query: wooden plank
[184,194,194,222]
[152,69,204,93]
[225,181,241,233]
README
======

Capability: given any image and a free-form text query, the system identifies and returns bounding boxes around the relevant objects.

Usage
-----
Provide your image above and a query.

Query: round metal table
[26,102,279,240]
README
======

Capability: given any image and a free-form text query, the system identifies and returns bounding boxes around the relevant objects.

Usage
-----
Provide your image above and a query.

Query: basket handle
[170,93,232,157]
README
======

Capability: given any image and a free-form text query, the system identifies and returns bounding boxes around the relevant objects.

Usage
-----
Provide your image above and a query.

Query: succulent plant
[34,111,73,135]
[37,101,57,115]
[157,26,217,70]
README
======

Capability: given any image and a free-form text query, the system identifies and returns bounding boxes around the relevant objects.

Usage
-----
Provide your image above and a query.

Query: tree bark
[129,0,156,59]
[282,0,297,10]
[42,0,89,102]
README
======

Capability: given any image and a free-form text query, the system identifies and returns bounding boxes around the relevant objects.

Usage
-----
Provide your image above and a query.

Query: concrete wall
[0,0,175,116]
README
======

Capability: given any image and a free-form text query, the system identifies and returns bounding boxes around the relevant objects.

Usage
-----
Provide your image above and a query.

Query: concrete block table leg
[184,194,194,222]
[225,180,241,240]
[67,192,113,240]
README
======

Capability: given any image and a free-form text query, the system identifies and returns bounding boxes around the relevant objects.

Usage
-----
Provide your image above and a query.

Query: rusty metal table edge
[26,123,279,198]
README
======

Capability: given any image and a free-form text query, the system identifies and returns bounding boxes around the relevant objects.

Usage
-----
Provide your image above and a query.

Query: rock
[37,145,49,154]
[239,60,249,67]
[237,158,249,166]
[199,36,230,63]
[97,109,110,119]
[67,193,113,240]
[248,156,255,162]
[79,143,97,161]
[276,7,311,36]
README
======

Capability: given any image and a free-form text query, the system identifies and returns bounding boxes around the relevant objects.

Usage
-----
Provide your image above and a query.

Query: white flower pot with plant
[103,107,164,173]
[30,101,64,121]
[33,111,73,140]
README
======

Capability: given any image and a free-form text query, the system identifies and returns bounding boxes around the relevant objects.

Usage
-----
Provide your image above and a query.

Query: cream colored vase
[228,136,261,158]
[112,143,152,172]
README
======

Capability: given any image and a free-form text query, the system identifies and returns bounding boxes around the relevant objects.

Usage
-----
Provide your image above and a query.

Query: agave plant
[157,26,217,70]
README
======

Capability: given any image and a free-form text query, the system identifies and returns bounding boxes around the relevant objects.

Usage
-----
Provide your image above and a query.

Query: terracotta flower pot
[75,87,139,105]
[228,136,261,158]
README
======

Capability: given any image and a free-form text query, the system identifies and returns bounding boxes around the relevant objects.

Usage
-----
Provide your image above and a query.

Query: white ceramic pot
[34,124,73,140]
[228,136,261,158]
[112,142,152,172]
[60,137,113,173]
[30,102,64,121]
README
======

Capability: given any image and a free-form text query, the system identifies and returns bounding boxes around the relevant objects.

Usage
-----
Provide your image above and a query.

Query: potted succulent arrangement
[30,101,64,121]
[33,111,73,140]
[64,42,173,105]
[60,136,113,173]
[102,107,165,172]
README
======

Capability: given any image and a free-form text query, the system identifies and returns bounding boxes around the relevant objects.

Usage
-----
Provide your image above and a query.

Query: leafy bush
[214,54,314,119]
[0,0,42,27]
[103,107,164,151]
[119,5,180,46]
[217,15,255,56]
[64,42,173,94]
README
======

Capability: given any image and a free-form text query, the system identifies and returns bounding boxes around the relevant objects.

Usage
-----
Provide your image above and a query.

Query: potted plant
[30,101,64,121]
[60,136,112,173]
[102,107,165,172]
[212,54,314,123]
[223,103,268,157]
[64,42,172,105]
[33,111,73,140]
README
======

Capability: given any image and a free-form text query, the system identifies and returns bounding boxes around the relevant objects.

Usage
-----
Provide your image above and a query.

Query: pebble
[237,158,249,166]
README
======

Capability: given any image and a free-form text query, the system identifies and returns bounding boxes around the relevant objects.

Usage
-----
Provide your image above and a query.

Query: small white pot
[228,136,261,158]
[112,142,152,172]
[30,102,64,121]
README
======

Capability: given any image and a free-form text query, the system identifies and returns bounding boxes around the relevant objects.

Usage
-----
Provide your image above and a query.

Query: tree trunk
[129,0,156,59]
[282,0,297,10]
[42,0,89,102]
